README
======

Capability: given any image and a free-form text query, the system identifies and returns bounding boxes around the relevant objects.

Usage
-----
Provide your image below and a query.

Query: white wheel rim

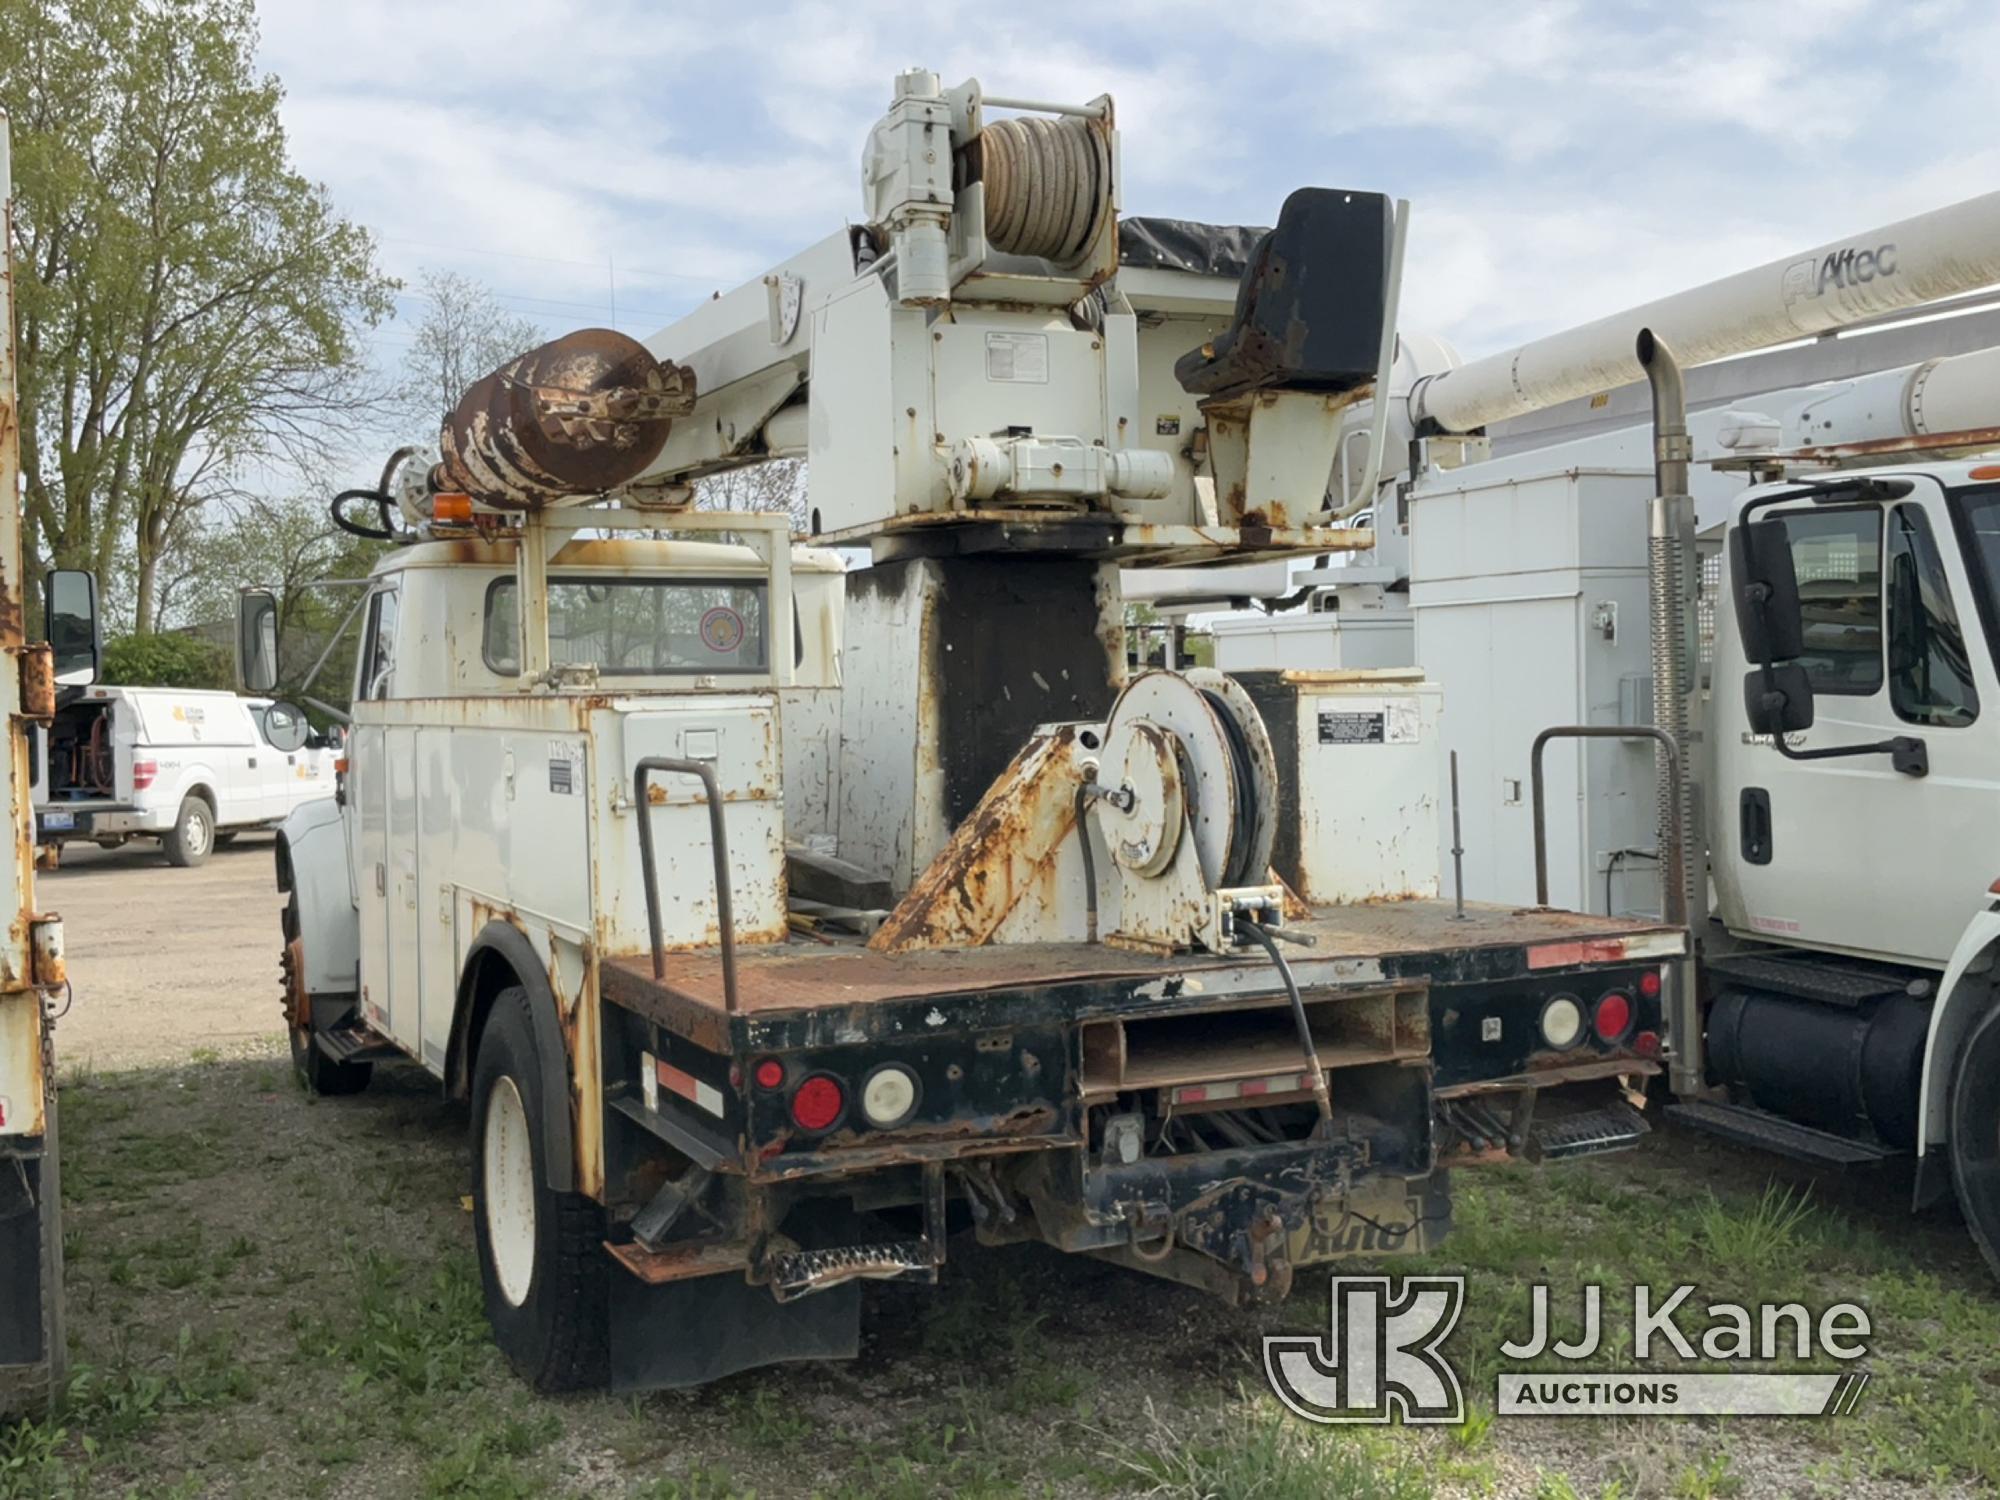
[482,1076,537,1307]
[187,807,210,855]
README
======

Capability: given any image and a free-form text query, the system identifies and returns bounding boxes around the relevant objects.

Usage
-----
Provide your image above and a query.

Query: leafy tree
[155,490,384,710]
[393,269,540,442]
[101,630,228,688]
[2,0,395,631]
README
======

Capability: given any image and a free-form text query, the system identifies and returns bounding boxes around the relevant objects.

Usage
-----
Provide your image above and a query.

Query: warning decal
[1316,696,1422,746]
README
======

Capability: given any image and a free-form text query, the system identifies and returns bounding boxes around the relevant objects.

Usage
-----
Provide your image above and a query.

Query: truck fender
[273,797,358,998]
[1914,901,2000,1167]
[448,920,576,1194]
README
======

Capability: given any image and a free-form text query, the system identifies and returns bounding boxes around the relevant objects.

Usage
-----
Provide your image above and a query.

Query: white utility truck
[1160,192,2000,1276]
[33,687,332,864]
[260,70,1696,1393]
[0,111,102,1421]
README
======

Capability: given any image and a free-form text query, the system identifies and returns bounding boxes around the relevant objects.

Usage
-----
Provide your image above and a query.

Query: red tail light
[752,1057,785,1091]
[1638,969,1663,1000]
[1593,990,1633,1043]
[132,758,158,790]
[789,1075,845,1132]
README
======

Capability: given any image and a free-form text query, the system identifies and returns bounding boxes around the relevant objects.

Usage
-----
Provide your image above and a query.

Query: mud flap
[607,1273,860,1392]
[0,1137,58,1419]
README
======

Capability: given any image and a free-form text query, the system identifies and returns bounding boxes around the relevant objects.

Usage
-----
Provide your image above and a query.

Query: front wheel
[1949,1003,2000,1281]
[162,796,214,867]
[471,987,608,1391]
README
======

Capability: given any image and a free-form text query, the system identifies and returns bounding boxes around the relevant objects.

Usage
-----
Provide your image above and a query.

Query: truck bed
[602,899,1686,1051]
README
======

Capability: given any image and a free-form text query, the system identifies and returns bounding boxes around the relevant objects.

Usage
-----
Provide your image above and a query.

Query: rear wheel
[471,986,608,1391]
[162,795,213,867]
[281,891,370,1096]
[1949,1003,2000,1281]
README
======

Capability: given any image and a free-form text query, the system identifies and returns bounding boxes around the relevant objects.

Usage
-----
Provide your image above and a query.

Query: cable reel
[1095,669,1278,894]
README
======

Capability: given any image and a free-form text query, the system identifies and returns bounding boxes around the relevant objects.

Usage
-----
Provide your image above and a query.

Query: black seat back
[1174,188,1391,402]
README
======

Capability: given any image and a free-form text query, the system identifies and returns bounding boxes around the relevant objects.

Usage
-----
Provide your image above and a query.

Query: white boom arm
[1412,189,2000,435]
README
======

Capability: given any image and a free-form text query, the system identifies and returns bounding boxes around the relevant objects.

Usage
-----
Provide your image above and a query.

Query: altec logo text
[1264,1277,1872,1423]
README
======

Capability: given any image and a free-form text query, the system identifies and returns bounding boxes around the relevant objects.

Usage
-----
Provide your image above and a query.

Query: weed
[722,1386,810,1449]
[420,1427,546,1499]
[1693,1184,1816,1280]
[631,1467,755,1500]
[1097,1398,1430,1500]
[298,1252,494,1396]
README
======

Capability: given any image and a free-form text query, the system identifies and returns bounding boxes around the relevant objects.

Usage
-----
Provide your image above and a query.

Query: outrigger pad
[1173,187,1392,403]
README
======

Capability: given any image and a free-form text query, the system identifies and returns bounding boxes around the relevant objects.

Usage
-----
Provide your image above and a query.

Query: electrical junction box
[1408,467,1660,915]
[1236,669,1442,905]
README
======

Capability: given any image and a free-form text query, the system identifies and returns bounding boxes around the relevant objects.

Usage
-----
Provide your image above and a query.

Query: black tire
[1949,1003,2000,1282]
[281,891,370,1096]
[471,986,608,1392]
[162,795,214,867]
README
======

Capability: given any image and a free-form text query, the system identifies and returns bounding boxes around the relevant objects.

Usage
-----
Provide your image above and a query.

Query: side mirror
[1728,517,1804,664]
[237,588,280,694]
[45,569,100,686]
[1743,661,1816,736]
[262,699,310,753]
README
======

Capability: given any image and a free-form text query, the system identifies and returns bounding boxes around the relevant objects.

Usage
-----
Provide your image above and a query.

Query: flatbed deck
[602,899,1687,1051]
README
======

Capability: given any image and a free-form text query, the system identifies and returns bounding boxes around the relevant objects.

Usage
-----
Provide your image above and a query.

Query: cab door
[352,584,407,1040]
[1724,479,2000,966]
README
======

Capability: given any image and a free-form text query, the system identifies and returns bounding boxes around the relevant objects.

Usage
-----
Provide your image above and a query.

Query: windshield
[484,576,770,676]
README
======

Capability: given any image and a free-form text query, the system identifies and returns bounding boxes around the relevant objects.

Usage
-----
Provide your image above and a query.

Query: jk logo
[1264,1275,1466,1424]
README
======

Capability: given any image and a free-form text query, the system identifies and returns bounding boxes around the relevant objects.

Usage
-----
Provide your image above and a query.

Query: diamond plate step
[1667,1100,1898,1167]
[1706,953,1921,1008]
[1532,1102,1651,1161]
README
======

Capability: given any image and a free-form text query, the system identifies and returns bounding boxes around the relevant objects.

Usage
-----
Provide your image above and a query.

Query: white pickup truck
[33,686,337,865]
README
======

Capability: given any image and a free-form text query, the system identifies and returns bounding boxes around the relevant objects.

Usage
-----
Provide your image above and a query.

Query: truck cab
[1695,459,2000,1274]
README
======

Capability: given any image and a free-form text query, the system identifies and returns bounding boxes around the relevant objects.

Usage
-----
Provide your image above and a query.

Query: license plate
[41,812,74,832]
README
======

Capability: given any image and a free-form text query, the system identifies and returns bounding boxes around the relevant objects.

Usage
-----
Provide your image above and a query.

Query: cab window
[358,588,400,701]
[1770,507,1881,695]
[483,577,769,676]
[1886,503,1978,727]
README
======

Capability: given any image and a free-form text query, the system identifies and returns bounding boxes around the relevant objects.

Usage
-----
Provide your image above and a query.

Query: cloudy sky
[256,0,1999,387]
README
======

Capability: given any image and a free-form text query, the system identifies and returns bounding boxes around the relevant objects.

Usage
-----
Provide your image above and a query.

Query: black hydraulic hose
[330,488,397,541]
[1239,918,1333,1129]
[1200,688,1259,887]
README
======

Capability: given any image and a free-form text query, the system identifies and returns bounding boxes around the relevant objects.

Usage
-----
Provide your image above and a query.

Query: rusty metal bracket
[633,757,737,1010]
[1529,725,1687,930]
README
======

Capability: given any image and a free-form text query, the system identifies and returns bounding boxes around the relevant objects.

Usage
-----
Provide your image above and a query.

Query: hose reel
[961,114,1112,267]
[1091,670,1281,952]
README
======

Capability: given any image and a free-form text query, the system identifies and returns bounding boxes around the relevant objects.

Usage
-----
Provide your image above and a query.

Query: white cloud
[252,0,2000,393]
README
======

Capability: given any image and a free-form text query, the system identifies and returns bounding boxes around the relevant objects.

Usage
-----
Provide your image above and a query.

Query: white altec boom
[0,111,104,1421]
[263,69,1695,1394]
[1183,184,2000,1277]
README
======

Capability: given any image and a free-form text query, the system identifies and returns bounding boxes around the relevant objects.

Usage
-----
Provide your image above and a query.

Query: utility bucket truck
[0,110,104,1421]
[260,70,1691,1393]
[1198,183,2000,1277]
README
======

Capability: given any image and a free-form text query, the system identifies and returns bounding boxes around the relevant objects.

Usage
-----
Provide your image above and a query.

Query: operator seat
[1173,187,1392,403]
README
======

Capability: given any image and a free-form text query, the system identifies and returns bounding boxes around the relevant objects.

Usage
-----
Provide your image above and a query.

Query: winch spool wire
[1201,689,1261,888]
[976,114,1108,265]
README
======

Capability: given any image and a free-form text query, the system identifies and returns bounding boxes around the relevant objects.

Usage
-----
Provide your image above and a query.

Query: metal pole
[1530,725,1687,930]
[1448,750,1466,920]
[633,758,738,1013]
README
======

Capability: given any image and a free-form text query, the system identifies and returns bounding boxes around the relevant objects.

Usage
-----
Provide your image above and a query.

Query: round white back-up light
[861,1064,919,1128]
[1540,995,1585,1050]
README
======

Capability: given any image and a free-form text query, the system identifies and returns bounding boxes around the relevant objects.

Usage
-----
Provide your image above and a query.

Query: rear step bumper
[1666,1100,1898,1167]
[1532,1102,1651,1161]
